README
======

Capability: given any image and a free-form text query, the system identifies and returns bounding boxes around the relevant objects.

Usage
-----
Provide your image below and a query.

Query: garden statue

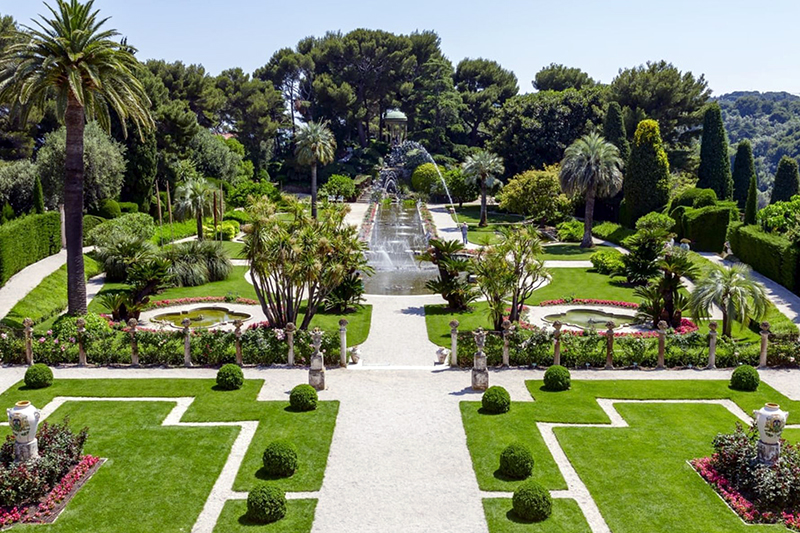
[309,327,326,391]
[7,400,41,462]
[753,403,788,466]
[472,328,489,391]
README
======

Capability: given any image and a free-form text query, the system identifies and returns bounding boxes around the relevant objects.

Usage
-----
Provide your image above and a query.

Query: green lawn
[540,243,605,261]
[219,240,245,258]
[214,500,316,533]
[2,255,102,331]
[464,380,800,532]
[1,379,336,533]
[449,205,523,225]
[483,498,591,533]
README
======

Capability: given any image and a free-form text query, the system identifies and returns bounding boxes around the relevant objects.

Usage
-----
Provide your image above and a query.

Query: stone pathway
[427,204,481,250]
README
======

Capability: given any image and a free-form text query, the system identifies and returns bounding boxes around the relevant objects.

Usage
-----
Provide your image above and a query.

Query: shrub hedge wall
[0,212,61,287]
[729,222,799,293]
[675,204,737,252]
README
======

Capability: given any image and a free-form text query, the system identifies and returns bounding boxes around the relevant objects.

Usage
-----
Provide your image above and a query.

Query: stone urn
[753,402,788,465]
[7,401,41,462]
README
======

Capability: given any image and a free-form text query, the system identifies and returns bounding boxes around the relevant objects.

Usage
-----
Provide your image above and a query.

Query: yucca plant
[690,263,768,338]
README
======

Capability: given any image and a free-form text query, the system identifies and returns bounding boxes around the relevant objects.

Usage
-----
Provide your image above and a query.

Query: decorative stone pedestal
[308,328,326,391]
[757,440,780,466]
[7,400,41,463]
[471,328,489,391]
[14,439,39,462]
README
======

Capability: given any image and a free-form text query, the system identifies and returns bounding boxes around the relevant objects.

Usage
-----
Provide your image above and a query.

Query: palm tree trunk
[479,179,488,227]
[722,310,731,338]
[311,163,318,219]
[581,184,596,248]
[64,95,87,316]
[196,212,204,241]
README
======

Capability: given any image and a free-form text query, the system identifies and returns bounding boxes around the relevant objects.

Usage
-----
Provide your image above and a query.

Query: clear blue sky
[4,0,799,95]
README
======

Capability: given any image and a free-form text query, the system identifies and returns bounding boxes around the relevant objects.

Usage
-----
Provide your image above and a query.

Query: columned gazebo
[383,109,407,146]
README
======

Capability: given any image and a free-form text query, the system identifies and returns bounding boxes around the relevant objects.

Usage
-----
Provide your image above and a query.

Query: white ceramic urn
[753,403,788,444]
[7,401,41,444]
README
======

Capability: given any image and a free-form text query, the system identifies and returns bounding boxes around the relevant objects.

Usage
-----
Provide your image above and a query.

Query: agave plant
[95,236,157,282]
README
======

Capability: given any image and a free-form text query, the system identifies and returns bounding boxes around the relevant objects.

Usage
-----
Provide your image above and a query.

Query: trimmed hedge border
[0,212,61,287]
[673,204,737,253]
[729,222,799,293]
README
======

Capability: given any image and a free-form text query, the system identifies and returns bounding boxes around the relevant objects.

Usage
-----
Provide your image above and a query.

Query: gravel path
[427,204,481,249]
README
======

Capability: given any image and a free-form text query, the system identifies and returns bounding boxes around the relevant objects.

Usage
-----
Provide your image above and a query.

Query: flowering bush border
[418,202,438,240]
[538,298,639,309]
[358,202,379,242]
[145,296,258,310]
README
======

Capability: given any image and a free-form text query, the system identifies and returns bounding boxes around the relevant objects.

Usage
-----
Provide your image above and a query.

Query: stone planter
[436,347,449,364]
[7,400,41,462]
[753,402,788,466]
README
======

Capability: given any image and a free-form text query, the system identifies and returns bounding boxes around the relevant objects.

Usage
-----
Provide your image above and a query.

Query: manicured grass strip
[450,205,523,225]
[425,301,493,347]
[461,402,566,491]
[310,304,372,347]
[2,255,102,330]
[151,218,200,244]
[219,240,245,258]
[213,499,316,533]
[483,498,592,533]
[540,243,601,261]
[525,268,638,305]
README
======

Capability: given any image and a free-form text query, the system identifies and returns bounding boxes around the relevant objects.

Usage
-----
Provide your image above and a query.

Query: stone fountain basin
[526,305,645,333]
[139,303,261,331]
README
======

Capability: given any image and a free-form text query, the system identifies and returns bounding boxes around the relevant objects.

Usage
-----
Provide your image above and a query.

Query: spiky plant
[689,263,768,337]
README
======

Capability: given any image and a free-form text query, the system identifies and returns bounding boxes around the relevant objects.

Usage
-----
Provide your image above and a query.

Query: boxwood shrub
[25,363,54,389]
[262,440,298,477]
[512,480,552,522]
[591,221,635,246]
[246,484,287,524]
[676,204,737,252]
[728,222,799,292]
[481,386,511,414]
[216,364,244,390]
[500,443,534,480]
[289,384,318,412]
[543,365,571,391]
[0,212,61,287]
[730,364,760,391]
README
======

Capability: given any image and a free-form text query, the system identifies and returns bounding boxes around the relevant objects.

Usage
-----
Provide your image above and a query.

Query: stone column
[502,320,514,368]
[308,327,325,390]
[553,321,562,367]
[471,328,489,391]
[286,323,296,366]
[605,321,615,370]
[656,320,668,370]
[76,317,87,367]
[339,319,348,368]
[23,318,33,366]
[182,318,192,367]
[233,319,243,366]
[759,321,770,369]
[128,318,139,367]
[707,321,718,370]
[449,320,459,367]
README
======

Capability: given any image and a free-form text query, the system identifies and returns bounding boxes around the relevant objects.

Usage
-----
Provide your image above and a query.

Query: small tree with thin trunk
[462,149,503,227]
[559,133,623,248]
[295,121,336,219]
[174,178,213,241]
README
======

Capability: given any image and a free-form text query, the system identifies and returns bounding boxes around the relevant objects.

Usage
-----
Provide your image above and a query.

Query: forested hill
[717,91,800,198]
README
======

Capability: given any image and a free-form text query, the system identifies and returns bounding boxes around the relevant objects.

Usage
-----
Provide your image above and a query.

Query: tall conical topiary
[624,119,670,224]
[603,102,630,163]
[732,141,755,210]
[744,172,758,225]
[770,156,800,204]
[697,103,732,200]
[32,176,45,214]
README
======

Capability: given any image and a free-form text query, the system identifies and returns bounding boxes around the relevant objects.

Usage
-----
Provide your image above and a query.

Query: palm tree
[657,249,697,327]
[174,178,213,241]
[559,133,623,248]
[0,0,152,316]
[689,263,769,338]
[295,120,336,219]
[463,150,503,227]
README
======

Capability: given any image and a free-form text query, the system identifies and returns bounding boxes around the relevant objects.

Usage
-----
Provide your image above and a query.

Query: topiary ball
[216,364,244,390]
[262,440,298,477]
[482,386,511,414]
[730,365,760,391]
[246,484,287,524]
[512,480,552,522]
[24,364,53,389]
[289,384,318,412]
[500,443,534,480]
[543,365,571,391]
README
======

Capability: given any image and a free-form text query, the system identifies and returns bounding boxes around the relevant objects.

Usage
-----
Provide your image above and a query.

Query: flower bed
[145,296,258,310]
[418,203,438,240]
[358,202,379,242]
[538,298,639,309]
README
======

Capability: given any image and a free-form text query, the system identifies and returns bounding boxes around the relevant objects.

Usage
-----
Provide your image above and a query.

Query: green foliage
[675,205,737,252]
[672,188,717,209]
[324,272,365,313]
[204,220,239,241]
[92,198,121,219]
[590,248,624,275]
[224,210,251,225]
[24,363,53,389]
[87,213,156,248]
[543,365,571,391]
[439,168,478,206]
[289,384,318,412]
[499,443,534,480]
[421,239,479,311]
[216,364,244,390]
[497,167,569,224]
[246,484,287,524]
[591,221,635,245]
[0,212,61,287]
[118,202,139,213]
[603,101,630,162]
[322,174,356,200]
[411,163,440,194]
[0,202,13,224]
[228,179,279,208]
[166,240,233,286]
[0,160,37,216]
[454,58,518,147]
[732,141,756,209]
[262,441,298,478]
[757,195,800,233]
[190,129,242,185]
[556,220,583,242]
[481,386,511,414]
[512,480,553,522]
[533,63,595,92]
[730,364,760,391]
[697,103,732,200]
[52,312,111,340]
[624,119,670,224]
[729,222,798,292]
[745,172,758,225]
[771,156,800,204]
[32,176,44,215]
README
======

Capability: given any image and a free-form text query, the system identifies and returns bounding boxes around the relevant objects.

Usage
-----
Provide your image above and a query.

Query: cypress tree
[32,176,45,214]
[770,156,800,204]
[744,172,758,225]
[624,119,670,224]
[603,102,630,163]
[697,103,732,200]
[731,140,755,209]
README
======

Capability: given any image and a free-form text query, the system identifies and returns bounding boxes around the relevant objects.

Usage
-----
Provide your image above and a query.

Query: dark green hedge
[679,204,737,252]
[0,212,61,287]
[729,222,799,292]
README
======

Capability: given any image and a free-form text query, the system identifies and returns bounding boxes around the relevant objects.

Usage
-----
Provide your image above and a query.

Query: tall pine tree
[603,102,630,163]
[731,140,755,209]
[32,176,45,214]
[623,119,670,224]
[697,103,732,200]
[771,156,800,204]
[744,172,758,225]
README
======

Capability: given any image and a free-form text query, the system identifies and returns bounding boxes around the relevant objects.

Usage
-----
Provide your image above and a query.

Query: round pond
[152,306,251,329]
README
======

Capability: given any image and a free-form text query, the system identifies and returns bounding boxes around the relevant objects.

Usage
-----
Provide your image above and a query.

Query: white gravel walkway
[427,204,481,249]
